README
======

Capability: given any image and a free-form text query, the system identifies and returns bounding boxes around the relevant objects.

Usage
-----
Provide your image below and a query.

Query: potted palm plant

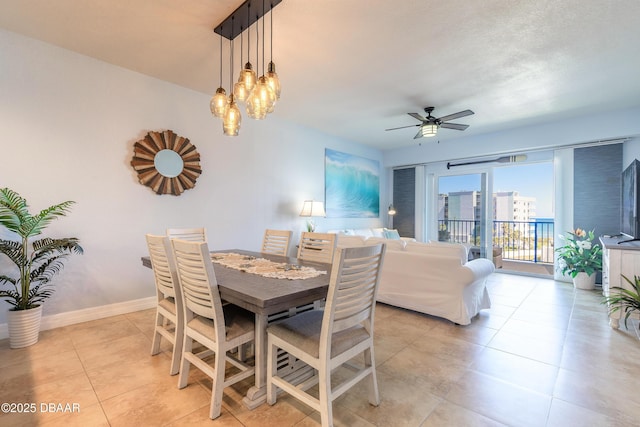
[602,275,640,330]
[0,188,83,348]
[556,228,603,290]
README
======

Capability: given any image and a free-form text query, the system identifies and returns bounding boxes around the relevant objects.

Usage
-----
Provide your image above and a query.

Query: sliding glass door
[437,173,489,259]
[433,161,554,275]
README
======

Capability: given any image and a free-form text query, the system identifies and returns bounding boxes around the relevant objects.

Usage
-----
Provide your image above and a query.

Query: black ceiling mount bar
[214,0,282,40]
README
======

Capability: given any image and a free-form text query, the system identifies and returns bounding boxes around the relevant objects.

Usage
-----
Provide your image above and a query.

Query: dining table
[141,249,331,409]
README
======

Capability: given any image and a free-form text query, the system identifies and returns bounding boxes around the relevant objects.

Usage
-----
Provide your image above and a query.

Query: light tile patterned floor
[1,273,639,426]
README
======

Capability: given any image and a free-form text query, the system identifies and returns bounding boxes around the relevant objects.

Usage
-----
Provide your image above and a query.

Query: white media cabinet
[599,236,640,328]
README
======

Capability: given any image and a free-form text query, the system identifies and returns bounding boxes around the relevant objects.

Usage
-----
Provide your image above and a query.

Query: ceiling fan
[385,107,474,139]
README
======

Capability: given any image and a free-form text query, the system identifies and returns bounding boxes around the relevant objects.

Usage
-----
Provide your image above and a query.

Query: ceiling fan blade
[385,124,421,131]
[437,109,474,122]
[440,122,469,131]
[413,129,424,139]
[408,112,426,122]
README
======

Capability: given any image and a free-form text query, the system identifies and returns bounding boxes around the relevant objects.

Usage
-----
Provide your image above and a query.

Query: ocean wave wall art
[325,149,380,218]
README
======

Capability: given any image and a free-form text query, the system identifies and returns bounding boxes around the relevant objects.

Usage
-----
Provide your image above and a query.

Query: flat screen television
[621,159,640,240]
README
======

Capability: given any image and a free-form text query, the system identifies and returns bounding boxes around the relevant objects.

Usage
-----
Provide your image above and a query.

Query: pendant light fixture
[266,5,281,99]
[210,33,227,118]
[212,0,283,134]
[223,18,241,136]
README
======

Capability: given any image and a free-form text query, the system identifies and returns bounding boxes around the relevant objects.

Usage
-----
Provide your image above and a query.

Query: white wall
[0,29,384,327]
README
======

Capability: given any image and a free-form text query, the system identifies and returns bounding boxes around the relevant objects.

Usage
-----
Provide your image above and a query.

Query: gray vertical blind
[574,144,622,236]
[393,168,416,238]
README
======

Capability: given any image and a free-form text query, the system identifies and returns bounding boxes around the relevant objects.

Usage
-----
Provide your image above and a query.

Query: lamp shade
[388,204,397,215]
[299,200,326,217]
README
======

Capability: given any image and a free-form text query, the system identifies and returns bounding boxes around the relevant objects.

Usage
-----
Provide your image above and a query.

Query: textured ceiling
[1,0,640,149]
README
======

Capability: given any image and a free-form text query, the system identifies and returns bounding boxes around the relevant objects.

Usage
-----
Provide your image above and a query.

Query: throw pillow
[383,229,400,240]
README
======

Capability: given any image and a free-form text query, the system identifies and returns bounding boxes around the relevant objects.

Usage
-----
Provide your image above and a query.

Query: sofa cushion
[371,228,385,238]
[353,228,374,238]
[405,242,467,262]
[427,240,470,261]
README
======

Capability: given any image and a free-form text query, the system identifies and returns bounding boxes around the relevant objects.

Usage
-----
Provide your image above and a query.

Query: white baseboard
[0,297,156,340]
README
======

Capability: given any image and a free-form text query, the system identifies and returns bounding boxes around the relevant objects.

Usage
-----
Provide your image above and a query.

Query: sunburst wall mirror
[131,130,202,196]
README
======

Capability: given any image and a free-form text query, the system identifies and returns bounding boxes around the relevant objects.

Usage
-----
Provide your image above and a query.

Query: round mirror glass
[154,149,184,178]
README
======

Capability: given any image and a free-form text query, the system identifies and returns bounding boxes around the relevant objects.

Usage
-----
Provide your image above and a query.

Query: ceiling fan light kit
[420,124,438,138]
[386,106,474,140]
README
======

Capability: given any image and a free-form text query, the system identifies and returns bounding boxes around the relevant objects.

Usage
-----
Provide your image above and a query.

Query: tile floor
[1,272,639,426]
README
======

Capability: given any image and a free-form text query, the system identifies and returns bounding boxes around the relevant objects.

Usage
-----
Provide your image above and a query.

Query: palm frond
[0,188,31,234]
[27,283,55,306]
[0,274,17,285]
[602,275,640,328]
[0,239,25,268]
[20,201,75,238]
[32,237,83,257]
[0,290,20,308]
[30,256,68,284]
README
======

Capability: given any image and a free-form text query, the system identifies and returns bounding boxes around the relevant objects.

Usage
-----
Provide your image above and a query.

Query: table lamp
[299,200,326,232]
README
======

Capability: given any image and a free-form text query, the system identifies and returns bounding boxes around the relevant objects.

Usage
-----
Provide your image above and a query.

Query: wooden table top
[141,249,331,316]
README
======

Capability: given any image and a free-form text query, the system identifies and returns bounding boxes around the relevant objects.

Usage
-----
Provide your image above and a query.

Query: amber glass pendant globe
[223,94,241,136]
[247,76,276,118]
[210,87,228,118]
[240,63,257,93]
[266,61,281,99]
[234,80,249,102]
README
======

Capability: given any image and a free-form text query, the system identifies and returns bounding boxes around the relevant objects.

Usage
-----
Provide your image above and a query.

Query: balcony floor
[500,259,554,277]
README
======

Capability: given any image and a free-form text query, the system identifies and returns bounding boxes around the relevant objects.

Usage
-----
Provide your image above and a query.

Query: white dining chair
[146,234,184,375]
[171,238,255,420]
[166,227,207,242]
[297,232,336,265]
[262,229,292,256]
[266,243,386,427]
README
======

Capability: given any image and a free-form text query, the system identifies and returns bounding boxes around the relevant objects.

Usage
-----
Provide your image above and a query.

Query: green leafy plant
[0,188,83,310]
[602,275,640,328]
[555,228,603,278]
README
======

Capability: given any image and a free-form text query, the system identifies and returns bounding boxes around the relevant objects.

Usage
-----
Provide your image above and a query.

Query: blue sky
[438,162,554,217]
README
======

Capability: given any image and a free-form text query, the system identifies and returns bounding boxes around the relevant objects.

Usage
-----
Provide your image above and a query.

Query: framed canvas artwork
[325,149,380,218]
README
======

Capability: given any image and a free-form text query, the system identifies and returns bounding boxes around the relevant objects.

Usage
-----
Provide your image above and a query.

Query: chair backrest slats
[320,244,386,355]
[262,229,292,256]
[171,239,226,343]
[167,227,207,242]
[297,232,336,264]
[146,234,181,302]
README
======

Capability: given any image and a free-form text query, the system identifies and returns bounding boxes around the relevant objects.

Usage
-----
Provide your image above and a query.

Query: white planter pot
[573,272,596,290]
[7,305,43,349]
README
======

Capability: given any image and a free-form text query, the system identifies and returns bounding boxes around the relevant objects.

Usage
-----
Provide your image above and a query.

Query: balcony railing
[437,219,554,264]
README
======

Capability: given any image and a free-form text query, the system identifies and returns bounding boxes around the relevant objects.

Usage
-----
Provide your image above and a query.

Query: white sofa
[333,233,495,325]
